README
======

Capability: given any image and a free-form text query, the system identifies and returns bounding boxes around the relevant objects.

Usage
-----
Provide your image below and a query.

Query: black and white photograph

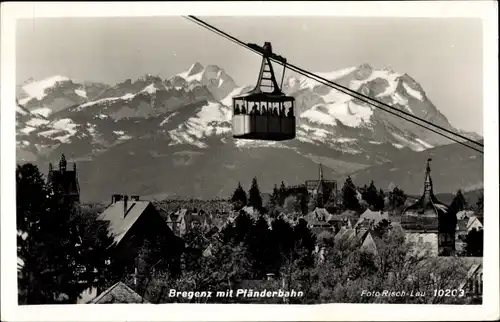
[1,2,499,321]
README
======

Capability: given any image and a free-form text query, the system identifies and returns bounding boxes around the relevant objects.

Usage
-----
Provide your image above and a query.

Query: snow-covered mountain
[17,76,111,119]
[284,63,480,153]
[16,63,483,201]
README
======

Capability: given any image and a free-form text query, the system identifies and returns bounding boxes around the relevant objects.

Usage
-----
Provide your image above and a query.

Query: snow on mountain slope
[169,101,232,148]
[281,63,475,152]
[177,63,238,101]
[402,82,423,101]
[17,63,482,180]
[16,105,29,116]
[20,75,70,102]
[31,107,53,118]
[38,118,79,143]
[75,89,88,98]
[221,85,253,107]
[298,66,358,90]
[17,76,110,117]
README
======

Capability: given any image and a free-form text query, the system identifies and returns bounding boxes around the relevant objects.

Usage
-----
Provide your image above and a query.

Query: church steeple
[315,163,325,208]
[423,158,433,200]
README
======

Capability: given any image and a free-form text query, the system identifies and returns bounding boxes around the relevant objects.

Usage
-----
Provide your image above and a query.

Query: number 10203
[433,289,466,297]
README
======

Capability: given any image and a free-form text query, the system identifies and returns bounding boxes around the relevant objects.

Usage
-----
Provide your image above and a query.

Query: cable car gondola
[232,42,296,141]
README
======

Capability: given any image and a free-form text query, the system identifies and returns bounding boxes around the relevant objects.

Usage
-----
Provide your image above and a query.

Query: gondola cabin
[232,42,296,141]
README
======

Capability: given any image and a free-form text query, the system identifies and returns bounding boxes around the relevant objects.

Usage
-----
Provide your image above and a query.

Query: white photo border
[1,1,498,321]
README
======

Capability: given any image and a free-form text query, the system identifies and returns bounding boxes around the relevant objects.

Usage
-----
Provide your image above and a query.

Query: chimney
[123,195,129,218]
[111,194,123,204]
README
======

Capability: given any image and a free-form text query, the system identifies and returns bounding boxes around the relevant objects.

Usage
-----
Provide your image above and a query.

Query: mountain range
[15,63,483,202]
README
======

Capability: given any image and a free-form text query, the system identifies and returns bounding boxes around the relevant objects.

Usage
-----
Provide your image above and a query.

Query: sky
[16,16,483,134]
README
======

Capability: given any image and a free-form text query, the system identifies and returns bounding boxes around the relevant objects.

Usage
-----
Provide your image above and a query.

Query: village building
[453,210,478,254]
[47,154,80,204]
[88,282,148,304]
[467,216,484,232]
[98,195,183,276]
[307,163,337,207]
[401,158,456,256]
[166,208,213,237]
[458,257,483,301]
[355,208,390,229]
[330,225,378,256]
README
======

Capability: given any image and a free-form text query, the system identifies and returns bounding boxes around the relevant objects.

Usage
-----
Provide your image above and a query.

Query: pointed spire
[315,163,325,208]
[423,158,433,199]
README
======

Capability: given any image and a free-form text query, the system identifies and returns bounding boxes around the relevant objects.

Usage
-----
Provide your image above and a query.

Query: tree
[268,184,280,209]
[247,177,263,210]
[341,177,360,211]
[269,217,295,273]
[293,218,316,264]
[361,181,379,210]
[389,186,407,210]
[182,225,210,271]
[283,195,297,214]
[465,228,483,257]
[246,216,273,279]
[310,228,471,304]
[307,193,318,212]
[449,189,467,215]
[376,189,386,211]
[231,182,247,210]
[17,163,113,304]
[231,212,254,245]
[474,191,484,215]
[73,204,118,295]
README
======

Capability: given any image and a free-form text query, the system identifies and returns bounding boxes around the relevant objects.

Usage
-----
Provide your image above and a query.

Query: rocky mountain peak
[186,62,205,77]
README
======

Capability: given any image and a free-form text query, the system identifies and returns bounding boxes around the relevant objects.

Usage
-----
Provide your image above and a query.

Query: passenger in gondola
[287,107,294,118]
[280,107,285,117]
[273,107,278,116]
[241,105,246,114]
[250,104,258,115]
[234,104,241,115]
[262,106,268,116]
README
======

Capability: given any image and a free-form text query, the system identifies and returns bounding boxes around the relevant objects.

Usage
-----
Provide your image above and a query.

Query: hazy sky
[16,16,483,134]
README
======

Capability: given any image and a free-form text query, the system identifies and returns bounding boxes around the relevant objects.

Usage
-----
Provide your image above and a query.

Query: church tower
[401,158,455,256]
[48,154,80,204]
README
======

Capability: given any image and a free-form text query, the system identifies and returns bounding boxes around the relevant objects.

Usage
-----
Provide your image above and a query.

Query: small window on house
[418,236,424,243]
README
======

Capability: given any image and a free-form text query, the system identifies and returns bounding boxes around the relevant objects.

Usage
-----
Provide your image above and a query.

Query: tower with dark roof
[48,154,80,204]
[402,158,455,256]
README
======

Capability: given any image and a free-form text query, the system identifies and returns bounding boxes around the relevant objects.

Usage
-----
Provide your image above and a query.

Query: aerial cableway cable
[183,15,484,154]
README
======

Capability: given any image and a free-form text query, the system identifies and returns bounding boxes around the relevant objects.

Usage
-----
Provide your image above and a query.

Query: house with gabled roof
[98,195,183,275]
[467,216,484,232]
[356,209,389,228]
[458,257,483,300]
[89,282,148,304]
[331,226,378,256]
